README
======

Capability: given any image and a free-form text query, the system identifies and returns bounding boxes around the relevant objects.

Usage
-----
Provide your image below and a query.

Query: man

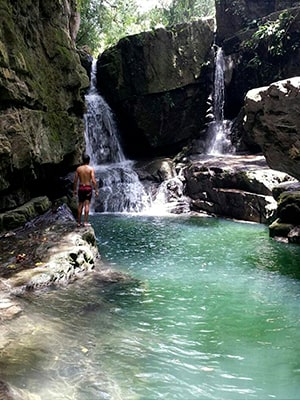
[73,153,98,227]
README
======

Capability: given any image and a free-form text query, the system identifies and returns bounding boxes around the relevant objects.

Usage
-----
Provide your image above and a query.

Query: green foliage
[76,0,105,53]
[245,10,299,61]
[76,0,215,54]
[163,0,215,25]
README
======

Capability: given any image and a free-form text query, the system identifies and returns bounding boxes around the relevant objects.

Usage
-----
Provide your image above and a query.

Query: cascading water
[206,47,234,155]
[84,60,149,213]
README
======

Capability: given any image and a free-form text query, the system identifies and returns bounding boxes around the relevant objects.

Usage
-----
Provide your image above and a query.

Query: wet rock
[134,158,190,214]
[0,204,101,291]
[272,181,300,201]
[288,226,300,243]
[8,225,99,292]
[0,298,22,321]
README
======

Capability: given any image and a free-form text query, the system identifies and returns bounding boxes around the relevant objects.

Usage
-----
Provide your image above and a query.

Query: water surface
[2,214,300,399]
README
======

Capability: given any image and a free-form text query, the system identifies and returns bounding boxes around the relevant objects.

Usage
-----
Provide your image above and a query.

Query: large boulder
[183,155,294,223]
[243,77,300,181]
[96,19,214,158]
[0,0,89,212]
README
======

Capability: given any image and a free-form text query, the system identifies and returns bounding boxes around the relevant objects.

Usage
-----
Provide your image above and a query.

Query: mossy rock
[269,218,294,238]
[2,211,27,230]
[0,196,51,231]
[277,191,300,224]
[32,196,52,214]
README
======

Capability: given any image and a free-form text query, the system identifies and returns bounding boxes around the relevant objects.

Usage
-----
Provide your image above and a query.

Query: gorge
[1,1,300,399]
[1,0,300,237]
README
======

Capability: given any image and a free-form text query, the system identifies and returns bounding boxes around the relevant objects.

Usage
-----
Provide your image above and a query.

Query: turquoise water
[2,214,300,399]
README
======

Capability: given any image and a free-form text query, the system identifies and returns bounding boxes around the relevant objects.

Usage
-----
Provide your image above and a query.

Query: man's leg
[77,202,84,226]
[84,200,90,225]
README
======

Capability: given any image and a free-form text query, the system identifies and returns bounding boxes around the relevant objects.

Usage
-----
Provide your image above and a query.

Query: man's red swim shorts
[78,184,92,202]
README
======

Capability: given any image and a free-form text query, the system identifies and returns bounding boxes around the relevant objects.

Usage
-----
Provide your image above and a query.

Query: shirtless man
[73,153,98,227]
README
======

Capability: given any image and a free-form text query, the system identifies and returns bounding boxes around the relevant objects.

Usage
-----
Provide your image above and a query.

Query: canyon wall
[0,0,88,212]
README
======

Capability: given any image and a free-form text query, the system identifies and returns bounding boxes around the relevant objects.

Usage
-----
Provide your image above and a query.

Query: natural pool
[2,214,300,399]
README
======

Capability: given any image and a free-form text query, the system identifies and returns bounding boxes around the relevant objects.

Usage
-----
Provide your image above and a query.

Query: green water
[2,214,300,399]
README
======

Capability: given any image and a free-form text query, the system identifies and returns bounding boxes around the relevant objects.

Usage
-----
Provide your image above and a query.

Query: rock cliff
[0,0,89,213]
[96,19,214,158]
[215,0,300,44]
[243,77,300,181]
[215,1,300,120]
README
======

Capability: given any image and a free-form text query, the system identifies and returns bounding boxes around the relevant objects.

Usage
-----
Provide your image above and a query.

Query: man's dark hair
[82,153,90,164]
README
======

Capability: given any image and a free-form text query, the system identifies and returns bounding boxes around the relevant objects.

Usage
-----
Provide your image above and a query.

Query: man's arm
[91,168,99,196]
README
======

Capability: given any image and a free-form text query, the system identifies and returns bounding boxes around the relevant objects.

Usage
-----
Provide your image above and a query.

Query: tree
[163,0,214,25]
[76,0,215,54]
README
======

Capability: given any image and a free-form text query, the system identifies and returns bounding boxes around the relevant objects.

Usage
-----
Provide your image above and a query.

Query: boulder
[183,155,294,223]
[97,19,214,158]
[243,77,300,181]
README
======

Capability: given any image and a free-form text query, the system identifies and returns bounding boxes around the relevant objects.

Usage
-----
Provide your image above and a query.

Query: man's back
[77,164,93,185]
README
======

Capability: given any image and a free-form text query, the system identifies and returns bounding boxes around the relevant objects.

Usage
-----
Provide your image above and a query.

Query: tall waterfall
[206,47,234,155]
[84,60,149,213]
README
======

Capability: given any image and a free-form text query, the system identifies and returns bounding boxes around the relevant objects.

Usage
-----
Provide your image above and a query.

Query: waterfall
[206,47,234,155]
[84,61,125,165]
[84,60,149,213]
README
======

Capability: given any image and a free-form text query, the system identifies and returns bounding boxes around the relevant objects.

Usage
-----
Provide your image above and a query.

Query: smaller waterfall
[84,61,149,213]
[148,176,190,215]
[206,47,234,155]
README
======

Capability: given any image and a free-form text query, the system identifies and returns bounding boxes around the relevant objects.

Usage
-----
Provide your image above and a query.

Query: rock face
[243,77,300,181]
[133,154,295,223]
[0,0,89,213]
[215,2,300,120]
[96,19,214,158]
[183,155,294,223]
[215,0,300,44]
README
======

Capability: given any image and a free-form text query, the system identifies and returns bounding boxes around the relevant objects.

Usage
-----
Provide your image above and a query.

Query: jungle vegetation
[76,0,215,54]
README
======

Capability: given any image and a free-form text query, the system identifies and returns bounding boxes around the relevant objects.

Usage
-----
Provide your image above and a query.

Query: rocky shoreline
[0,204,140,399]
